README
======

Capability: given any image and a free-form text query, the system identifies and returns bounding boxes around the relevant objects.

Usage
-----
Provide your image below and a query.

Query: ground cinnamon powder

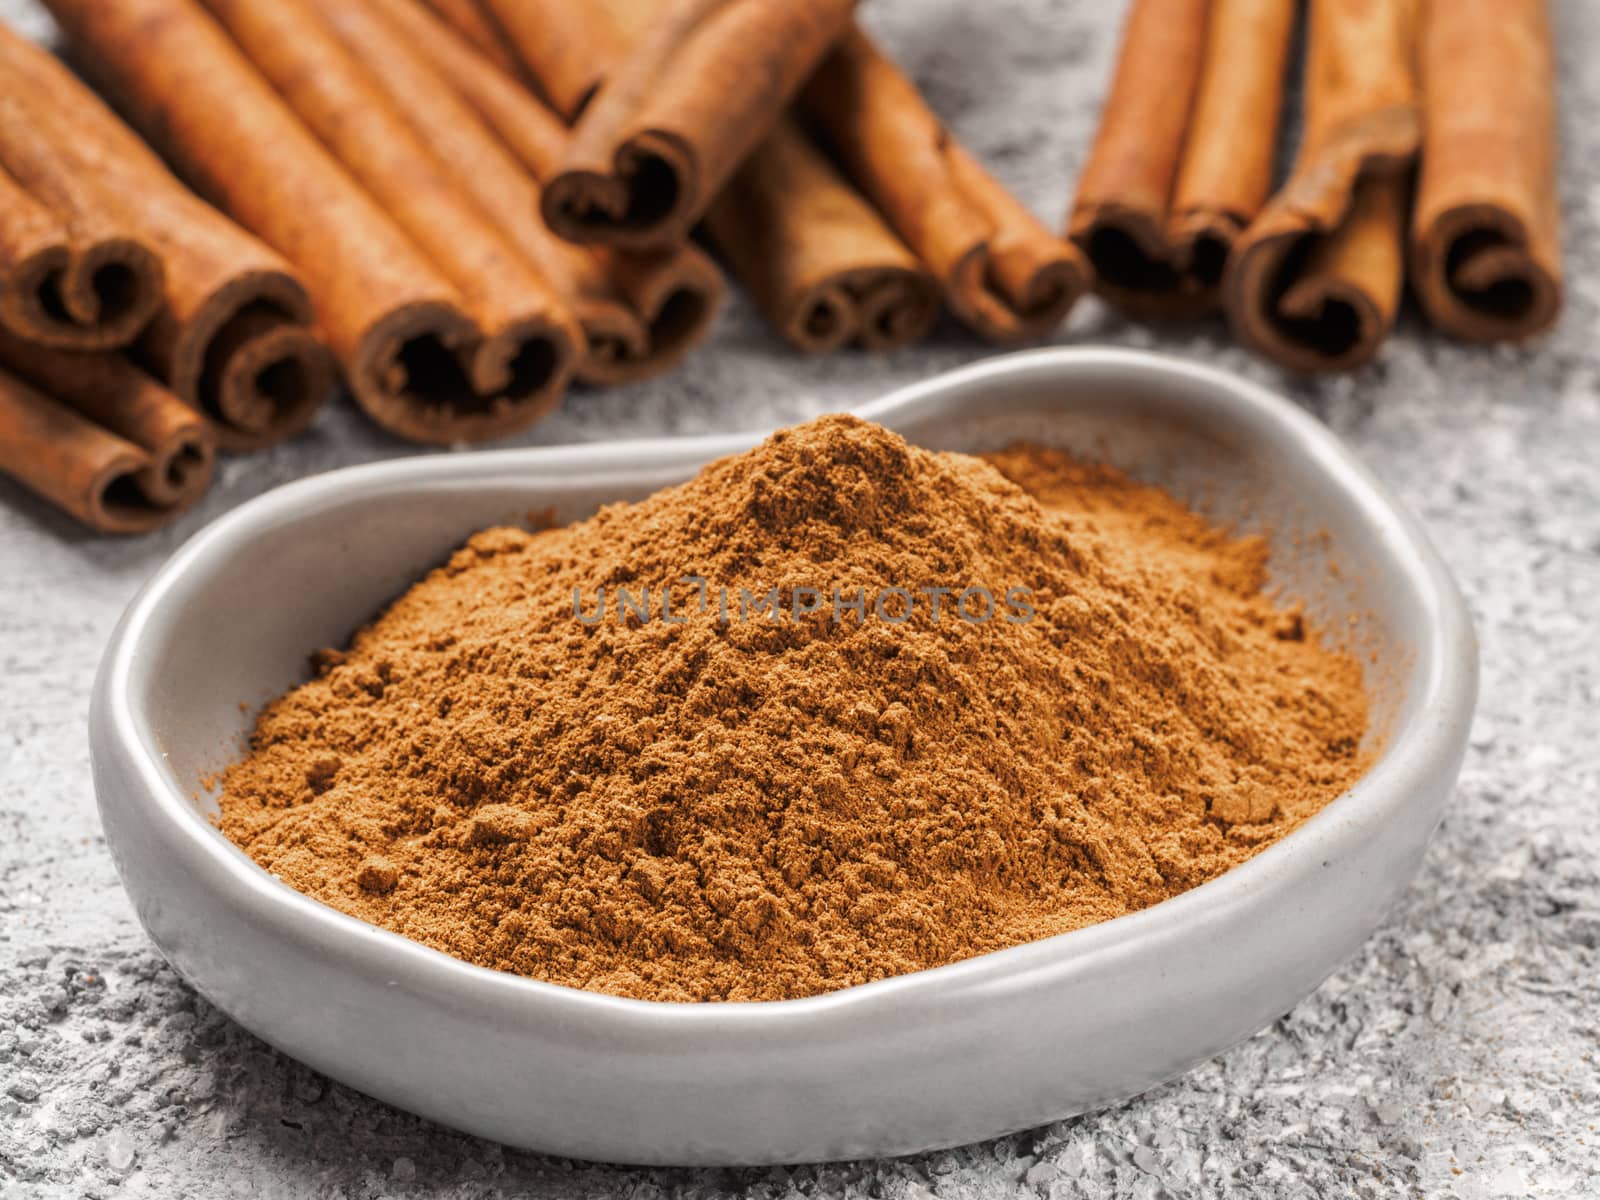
[218,415,1368,1002]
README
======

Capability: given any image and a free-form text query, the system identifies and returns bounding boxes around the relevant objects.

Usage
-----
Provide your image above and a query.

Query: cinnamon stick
[1411,0,1562,342]
[1068,0,1210,316]
[44,0,580,445]
[1172,1,1298,292]
[0,56,165,351]
[800,26,1087,342]
[2,23,332,450]
[705,117,939,353]
[0,332,213,534]
[537,0,859,251]
[355,0,724,385]
[1223,0,1420,372]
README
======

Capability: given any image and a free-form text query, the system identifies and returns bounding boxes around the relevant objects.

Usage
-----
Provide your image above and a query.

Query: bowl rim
[95,346,1478,1027]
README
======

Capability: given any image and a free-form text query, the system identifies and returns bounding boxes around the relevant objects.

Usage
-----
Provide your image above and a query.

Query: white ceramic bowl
[91,348,1476,1165]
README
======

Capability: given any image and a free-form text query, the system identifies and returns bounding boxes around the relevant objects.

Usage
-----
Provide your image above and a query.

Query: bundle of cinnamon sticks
[0,21,334,534]
[1069,0,1563,371]
[43,0,1090,383]
[2,0,1087,533]
[406,0,1088,347]
[0,0,1563,534]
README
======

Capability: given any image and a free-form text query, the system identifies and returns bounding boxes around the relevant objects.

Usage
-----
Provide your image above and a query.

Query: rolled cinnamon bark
[1411,0,1562,342]
[0,171,86,345]
[1068,0,1296,317]
[350,0,723,386]
[0,45,166,352]
[1068,0,1210,316]
[0,336,214,534]
[1223,0,1420,372]
[706,118,939,353]
[577,249,723,383]
[801,26,1087,343]
[539,0,859,251]
[44,0,580,445]
[3,22,332,450]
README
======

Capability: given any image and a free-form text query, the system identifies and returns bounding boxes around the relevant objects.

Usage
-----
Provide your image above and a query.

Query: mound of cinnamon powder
[219,415,1368,1002]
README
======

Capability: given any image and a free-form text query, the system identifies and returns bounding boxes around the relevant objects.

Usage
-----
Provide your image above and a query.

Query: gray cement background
[1,0,1597,1196]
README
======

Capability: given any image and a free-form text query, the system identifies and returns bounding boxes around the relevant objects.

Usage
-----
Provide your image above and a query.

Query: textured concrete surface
[2,1,1597,1197]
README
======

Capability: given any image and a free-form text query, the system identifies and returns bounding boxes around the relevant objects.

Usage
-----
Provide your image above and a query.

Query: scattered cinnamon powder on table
[218,415,1368,1002]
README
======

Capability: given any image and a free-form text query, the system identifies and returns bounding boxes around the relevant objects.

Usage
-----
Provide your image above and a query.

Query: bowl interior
[131,352,1423,868]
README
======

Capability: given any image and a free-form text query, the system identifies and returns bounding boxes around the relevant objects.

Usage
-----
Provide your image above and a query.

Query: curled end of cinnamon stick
[948,240,1087,344]
[850,267,942,353]
[784,283,854,356]
[781,265,941,356]
[1169,209,1248,297]
[353,301,578,444]
[0,359,215,535]
[1225,184,1403,375]
[579,246,723,385]
[84,393,214,532]
[572,304,650,385]
[130,425,214,513]
[86,443,206,536]
[1,236,165,351]
[542,131,697,251]
[1270,271,1385,374]
[1413,204,1563,342]
[165,270,336,452]
[77,416,213,534]
[1069,206,1215,320]
[1226,239,1384,374]
[202,322,336,453]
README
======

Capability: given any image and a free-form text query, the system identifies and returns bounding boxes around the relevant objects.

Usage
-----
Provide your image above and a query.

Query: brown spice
[218,415,1368,1003]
